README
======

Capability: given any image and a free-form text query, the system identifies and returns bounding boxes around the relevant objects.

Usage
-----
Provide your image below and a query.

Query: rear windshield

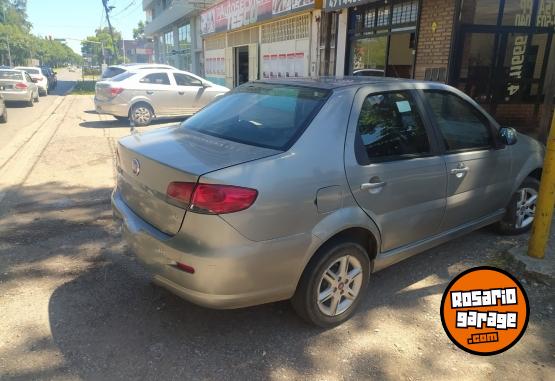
[17,68,39,74]
[102,67,125,78]
[183,84,331,150]
[109,71,136,82]
[0,71,23,80]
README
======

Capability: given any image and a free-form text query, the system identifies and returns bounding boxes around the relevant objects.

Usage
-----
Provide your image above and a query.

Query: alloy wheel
[132,107,151,124]
[515,187,537,229]
[317,255,363,316]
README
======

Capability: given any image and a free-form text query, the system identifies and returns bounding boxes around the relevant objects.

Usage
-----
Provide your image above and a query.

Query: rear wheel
[27,95,34,107]
[496,177,540,235]
[0,107,7,123]
[130,103,153,126]
[34,92,39,102]
[292,241,370,327]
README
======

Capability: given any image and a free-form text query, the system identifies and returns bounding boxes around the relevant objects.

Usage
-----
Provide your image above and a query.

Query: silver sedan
[94,68,229,126]
[0,69,39,106]
[112,78,544,327]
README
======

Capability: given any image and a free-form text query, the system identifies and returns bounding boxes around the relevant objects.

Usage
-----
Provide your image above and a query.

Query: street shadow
[1,182,554,380]
[79,117,184,129]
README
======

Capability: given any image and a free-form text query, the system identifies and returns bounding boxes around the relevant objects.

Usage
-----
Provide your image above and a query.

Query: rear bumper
[1,90,30,102]
[111,189,313,309]
[95,97,129,117]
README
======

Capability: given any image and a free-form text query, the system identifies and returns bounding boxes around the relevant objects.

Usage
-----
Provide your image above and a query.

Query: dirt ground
[0,92,554,381]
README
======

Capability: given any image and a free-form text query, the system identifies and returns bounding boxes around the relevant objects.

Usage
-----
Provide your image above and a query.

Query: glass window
[174,73,202,86]
[183,84,330,150]
[0,71,23,80]
[164,31,174,54]
[460,0,500,25]
[25,73,32,82]
[102,67,125,79]
[140,72,170,85]
[502,0,533,26]
[110,72,136,82]
[352,36,387,72]
[357,92,430,160]
[423,91,493,151]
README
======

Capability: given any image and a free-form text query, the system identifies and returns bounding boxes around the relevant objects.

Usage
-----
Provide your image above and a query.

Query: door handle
[146,91,154,95]
[178,91,185,95]
[450,166,470,178]
[361,181,386,191]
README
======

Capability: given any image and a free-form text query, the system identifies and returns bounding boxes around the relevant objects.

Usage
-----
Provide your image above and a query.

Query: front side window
[183,84,330,150]
[174,73,202,86]
[356,91,430,161]
[140,72,170,85]
[423,91,493,151]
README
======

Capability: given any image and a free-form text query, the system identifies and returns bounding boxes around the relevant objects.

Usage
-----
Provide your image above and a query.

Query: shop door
[235,46,249,87]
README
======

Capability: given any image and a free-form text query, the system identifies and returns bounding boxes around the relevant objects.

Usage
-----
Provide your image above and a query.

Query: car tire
[291,241,371,328]
[27,95,34,107]
[34,93,39,103]
[0,108,7,123]
[495,176,540,235]
[130,103,153,126]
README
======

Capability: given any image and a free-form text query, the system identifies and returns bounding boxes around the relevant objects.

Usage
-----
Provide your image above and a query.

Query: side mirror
[499,127,517,146]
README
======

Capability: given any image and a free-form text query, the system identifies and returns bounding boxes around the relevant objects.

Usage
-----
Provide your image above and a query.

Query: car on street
[14,66,48,96]
[0,93,7,123]
[95,68,229,126]
[0,69,39,107]
[112,78,544,327]
[101,63,177,80]
[40,65,57,90]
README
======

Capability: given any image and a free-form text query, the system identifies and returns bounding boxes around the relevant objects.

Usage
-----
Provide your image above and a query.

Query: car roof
[251,76,449,90]
[109,63,174,69]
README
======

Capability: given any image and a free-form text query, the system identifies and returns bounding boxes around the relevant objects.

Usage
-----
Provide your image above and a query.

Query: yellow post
[528,112,555,259]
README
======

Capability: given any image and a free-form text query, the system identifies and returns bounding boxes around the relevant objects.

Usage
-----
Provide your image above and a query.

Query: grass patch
[71,80,96,95]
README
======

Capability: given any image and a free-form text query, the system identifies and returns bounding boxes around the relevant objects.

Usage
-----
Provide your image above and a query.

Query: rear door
[136,72,175,116]
[172,72,204,115]
[344,86,447,252]
[419,89,512,231]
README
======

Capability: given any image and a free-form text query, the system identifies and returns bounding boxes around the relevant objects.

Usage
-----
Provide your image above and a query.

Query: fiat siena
[112,78,544,327]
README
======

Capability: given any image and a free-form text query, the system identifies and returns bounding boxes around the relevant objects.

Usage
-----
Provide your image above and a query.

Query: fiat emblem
[131,159,140,176]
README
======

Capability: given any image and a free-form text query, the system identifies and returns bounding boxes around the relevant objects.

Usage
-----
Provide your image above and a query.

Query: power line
[112,0,137,18]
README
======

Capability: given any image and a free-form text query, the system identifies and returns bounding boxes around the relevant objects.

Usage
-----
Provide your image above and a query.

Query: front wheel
[292,241,370,327]
[496,176,540,235]
[130,103,153,126]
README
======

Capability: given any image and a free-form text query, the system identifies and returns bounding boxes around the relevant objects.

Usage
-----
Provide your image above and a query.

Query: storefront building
[322,0,555,139]
[143,0,208,75]
[200,0,318,88]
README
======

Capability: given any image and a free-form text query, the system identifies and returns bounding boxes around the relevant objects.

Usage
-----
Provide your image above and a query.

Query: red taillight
[110,87,124,97]
[15,82,27,89]
[166,182,257,214]
[174,262,195,274]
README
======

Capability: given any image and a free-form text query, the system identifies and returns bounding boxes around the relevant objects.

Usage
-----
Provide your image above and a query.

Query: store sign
[537,0,555,27]
[201,0,315,35]
[506,1,533,98]
[324,0,376,11]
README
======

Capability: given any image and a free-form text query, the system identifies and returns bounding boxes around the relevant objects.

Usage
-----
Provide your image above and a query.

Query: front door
[137,72,175,116]
[172,72,204,116]
[419,89,512,231]
[345,87,446,252]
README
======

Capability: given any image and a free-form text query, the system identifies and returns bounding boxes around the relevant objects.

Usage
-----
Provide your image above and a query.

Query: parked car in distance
[112,78,544,327]
[0,93,7,123]
[95,68,229,126]
[101,63,177,80]
[0,69,39,107]
[14,66,48,96]
[40,66,57,90]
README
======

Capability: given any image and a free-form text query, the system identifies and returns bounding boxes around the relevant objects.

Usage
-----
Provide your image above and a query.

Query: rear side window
[423,91,493,151]
[356,91,430,162]
[140,73,170,85]
[183,84,330,150]
[102,67,125,78]
[0,71,23,80]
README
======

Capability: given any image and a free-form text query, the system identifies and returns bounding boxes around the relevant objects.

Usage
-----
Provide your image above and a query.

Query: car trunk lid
[116,126,279,235]
[95,81,115,101]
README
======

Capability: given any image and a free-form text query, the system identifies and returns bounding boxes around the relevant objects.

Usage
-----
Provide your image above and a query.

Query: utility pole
[101,0,119,62]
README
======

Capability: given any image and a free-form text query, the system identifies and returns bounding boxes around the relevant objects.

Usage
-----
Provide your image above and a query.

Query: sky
[27,0,145,54]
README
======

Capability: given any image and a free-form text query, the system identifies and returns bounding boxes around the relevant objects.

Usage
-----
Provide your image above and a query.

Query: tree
[81,27,122,66]
[133,21,145,41]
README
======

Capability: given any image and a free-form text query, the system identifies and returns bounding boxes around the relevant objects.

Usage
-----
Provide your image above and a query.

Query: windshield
[182,84,330,150]
[0,71,23,80]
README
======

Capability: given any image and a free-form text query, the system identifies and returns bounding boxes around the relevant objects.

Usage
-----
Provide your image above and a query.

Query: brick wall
[414,0,457,82]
